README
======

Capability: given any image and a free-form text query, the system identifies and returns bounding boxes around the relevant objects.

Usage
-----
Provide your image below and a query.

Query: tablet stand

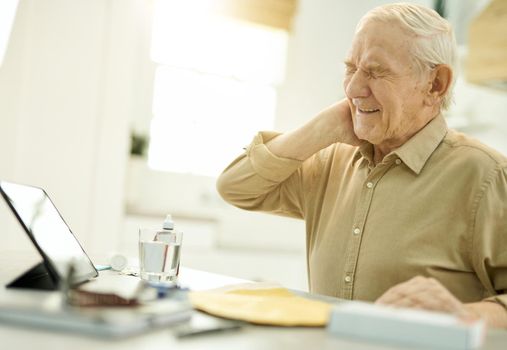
[6,261,59,290]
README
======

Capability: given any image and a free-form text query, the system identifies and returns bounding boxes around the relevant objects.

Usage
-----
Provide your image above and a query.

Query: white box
[327,301,485,349]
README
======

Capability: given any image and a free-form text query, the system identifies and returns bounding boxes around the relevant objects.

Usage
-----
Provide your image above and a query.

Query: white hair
[359,3,457,110]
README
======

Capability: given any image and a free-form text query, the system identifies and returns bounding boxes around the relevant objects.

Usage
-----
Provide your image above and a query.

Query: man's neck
[372,147,386,165]
[371,112,441,165]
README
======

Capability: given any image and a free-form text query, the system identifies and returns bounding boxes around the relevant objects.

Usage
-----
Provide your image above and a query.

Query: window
[0,0,18,65]
[149,0,288,177]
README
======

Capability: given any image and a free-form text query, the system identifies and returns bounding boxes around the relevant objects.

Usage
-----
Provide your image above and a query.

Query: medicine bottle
[154,214,183,279]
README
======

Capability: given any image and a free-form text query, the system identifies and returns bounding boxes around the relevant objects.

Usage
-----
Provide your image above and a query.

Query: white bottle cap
[163,214,174,230]
[109,253,128,271]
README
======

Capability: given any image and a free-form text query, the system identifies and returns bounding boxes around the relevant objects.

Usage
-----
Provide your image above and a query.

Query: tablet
[0,180,98,288]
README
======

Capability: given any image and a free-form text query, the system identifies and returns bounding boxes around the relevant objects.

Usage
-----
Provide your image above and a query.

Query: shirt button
[353,228,361,235]
[395,159,401,165]
[344,276,352,283]
[366,182,374,189]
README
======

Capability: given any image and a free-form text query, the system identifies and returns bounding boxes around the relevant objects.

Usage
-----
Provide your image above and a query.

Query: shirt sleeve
[216,131,306,219]
[471,164,507,308]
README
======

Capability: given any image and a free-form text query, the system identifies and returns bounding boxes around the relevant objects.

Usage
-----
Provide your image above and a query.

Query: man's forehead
[346,47,390,64]
[347,20,413,65]
[355,17,411,38]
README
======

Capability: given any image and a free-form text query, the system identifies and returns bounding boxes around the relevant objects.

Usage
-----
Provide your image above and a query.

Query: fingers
[375,276,466,315]
[326,98,362,146]
[376,276,431,305]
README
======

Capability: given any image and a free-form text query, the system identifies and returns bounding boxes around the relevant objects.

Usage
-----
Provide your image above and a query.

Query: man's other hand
[375,276,473,317]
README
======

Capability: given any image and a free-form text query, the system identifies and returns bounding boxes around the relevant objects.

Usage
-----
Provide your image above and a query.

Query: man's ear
[423,64,452,107]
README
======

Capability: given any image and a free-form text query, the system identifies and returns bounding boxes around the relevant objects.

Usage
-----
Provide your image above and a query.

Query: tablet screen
[0,181,98,284]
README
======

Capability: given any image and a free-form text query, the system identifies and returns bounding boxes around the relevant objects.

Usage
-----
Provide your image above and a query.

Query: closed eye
[344,60,391,79]
[344,62,357,75]
[366,65,391,79]
[366,71,380,79]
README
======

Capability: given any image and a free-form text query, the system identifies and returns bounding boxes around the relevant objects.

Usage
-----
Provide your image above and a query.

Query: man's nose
[344,71,371,99]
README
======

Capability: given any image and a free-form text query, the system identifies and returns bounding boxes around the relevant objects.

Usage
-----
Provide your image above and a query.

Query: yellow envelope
[188,283,331,327]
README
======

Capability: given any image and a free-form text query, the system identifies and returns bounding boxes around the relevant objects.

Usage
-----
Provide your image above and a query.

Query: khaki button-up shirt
[217,115,507,307]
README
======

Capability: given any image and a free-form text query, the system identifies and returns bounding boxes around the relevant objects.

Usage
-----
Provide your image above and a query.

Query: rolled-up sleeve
[216,131,305,218]
[472,164,507,308]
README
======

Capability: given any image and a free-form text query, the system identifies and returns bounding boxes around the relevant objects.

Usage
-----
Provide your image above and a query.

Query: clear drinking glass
[139,228,183,283]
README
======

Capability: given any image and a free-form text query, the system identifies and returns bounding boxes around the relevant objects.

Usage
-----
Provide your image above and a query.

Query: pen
[174,322,242,338]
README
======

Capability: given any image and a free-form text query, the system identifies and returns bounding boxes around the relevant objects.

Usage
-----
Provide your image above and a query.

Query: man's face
[343,19,432,149]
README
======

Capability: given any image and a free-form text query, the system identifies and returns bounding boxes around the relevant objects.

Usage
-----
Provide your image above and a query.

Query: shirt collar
[352,142,374,168]
[393,114,448,174]
[351,114,448,174]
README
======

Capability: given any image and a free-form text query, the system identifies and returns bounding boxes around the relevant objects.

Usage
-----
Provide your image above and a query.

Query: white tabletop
[1,251,507,350]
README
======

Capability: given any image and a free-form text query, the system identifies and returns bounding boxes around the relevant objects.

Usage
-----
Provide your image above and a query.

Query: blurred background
[0,0,505,291]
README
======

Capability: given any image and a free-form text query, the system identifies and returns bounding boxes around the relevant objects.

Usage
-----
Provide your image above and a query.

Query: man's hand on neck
[266,99,360,161]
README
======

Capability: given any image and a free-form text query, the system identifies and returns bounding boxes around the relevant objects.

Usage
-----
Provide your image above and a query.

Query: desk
[1,251,507,350]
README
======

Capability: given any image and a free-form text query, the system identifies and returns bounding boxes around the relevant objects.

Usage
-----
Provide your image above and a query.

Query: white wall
[0,0,148,255]
[0,0,109,251]
[1,0,506,291]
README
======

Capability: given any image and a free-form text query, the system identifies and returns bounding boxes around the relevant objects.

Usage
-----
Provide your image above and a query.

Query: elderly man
[216,3,507,327]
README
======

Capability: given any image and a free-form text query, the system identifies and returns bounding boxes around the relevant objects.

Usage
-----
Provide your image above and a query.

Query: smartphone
[173,313,243,338]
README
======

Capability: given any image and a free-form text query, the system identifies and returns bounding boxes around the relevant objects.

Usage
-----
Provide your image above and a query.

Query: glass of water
[139,228,183,283]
